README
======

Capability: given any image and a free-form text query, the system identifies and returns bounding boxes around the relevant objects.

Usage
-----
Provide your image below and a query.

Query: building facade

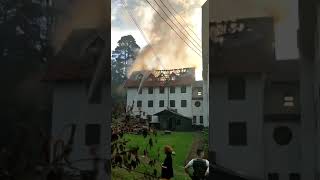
[44,29,108,179]
[124,68,209,129]
[202,0,320,180]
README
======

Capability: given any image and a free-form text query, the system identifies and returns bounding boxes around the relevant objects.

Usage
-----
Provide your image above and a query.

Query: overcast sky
[111,0,147,50]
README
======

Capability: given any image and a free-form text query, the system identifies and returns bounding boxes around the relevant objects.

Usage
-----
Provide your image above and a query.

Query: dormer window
[147,74,155,81]
[158,73,166,81]
[170,73,177,81]
[137,74,143,80]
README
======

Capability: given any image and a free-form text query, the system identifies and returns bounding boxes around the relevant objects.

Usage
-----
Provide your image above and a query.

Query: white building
[202,1,320,180]
[44,28,108,179]
[124,68,208,130]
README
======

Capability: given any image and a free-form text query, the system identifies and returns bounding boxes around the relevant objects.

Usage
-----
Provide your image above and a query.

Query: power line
[157,0,202,48]
[152,0,202,52]
[166,0,202,42]
[143,0,202,57]
[120,0,165,69]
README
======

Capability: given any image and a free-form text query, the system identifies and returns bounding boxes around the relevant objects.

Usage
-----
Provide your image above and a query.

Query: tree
[112,35,140,103]
[0,0,55,176]
[112,35,140,84]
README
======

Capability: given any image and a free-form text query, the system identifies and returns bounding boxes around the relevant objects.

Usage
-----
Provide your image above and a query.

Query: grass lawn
[112,131,196,180]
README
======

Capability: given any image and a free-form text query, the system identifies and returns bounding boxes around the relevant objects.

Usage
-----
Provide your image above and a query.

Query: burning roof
[124,67,196,88]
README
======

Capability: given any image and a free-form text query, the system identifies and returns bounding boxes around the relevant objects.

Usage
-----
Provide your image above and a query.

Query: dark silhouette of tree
[112,35,140,83]
[0,0,55,177]
[111,35,140,103]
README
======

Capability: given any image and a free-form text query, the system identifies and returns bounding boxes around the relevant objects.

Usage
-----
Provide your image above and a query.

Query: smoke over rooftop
[124,0,206,80]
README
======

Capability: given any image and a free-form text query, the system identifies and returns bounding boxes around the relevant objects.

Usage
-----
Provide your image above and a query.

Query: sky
[111,0,147,50]
[111,0,300,81]
[111,0,205,80]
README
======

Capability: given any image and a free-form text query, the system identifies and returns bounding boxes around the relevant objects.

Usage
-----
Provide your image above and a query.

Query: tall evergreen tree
[111,35,140,103]
[112,35,140,83]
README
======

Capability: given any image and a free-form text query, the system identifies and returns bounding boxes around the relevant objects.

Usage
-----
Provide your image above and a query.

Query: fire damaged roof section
[43,28,106,81]
[124,68,196,88]
[211,17,275,74]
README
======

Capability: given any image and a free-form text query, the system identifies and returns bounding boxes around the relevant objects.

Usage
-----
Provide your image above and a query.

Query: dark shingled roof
[154,109,192,120]
[43,28,105,81]
[124,68,195,88]
[268,59,299,82]
[192,81,203,87]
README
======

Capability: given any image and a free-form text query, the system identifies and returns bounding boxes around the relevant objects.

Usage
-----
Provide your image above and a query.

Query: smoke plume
[127,0,206,80]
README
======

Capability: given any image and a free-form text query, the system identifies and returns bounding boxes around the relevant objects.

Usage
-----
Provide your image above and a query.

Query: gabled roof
[268,59,299,82]
[43,28,105,81]
[154,109,192,120]
[124,68,195,88]
[192,81,203,88]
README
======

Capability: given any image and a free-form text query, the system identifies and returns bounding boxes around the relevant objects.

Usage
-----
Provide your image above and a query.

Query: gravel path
[185,132,205,165]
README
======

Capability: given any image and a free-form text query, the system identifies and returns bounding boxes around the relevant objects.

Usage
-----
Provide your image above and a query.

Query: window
[159,100,165,107]
[283,93,295,107]
[137,101,142,107]
[177,119,181,125]
[193,116,197,124]
[148,100,153,107]
[170,87,175,93]
[195,101,201,107]
[228,77,246,100]
[148,87,153,94]
[200,116,203,124]
[289,173,300,180]
[181,100,187,107]
[229,122,247,146]
[273,126,292,145]
[197,90,202,96]
[159,87,165,94]
[85,124,101,146]
[170,100,175,107]
[268,173,279,180]
[181,86,186,93]
[137,74,143,80]
[147,115,152,121]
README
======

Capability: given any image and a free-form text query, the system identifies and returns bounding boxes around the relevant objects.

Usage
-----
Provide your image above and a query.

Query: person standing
[161,145,174,180]
[184,149,209,180]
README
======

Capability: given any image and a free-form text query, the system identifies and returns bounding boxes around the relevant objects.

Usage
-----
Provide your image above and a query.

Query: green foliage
[111,35,140,84]
[112,132,195,180]
[112,130,160,179]
[111,35,140,103]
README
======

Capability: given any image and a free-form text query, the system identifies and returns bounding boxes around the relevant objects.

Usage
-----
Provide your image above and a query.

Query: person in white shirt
[184,149,209,180]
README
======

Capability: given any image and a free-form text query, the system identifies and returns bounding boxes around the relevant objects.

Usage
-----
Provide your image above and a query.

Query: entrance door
[264,122,301,180]
[168,117,172,130]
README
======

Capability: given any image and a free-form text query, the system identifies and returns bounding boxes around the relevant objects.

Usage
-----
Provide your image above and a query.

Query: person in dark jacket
[161,145,174,180]
[184,149,209,180]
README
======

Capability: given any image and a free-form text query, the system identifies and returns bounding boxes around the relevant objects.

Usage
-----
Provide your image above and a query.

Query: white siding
[51,82,108,170]
[192,100,206,126]
[126,86,193,122]
[212,76,265,178]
